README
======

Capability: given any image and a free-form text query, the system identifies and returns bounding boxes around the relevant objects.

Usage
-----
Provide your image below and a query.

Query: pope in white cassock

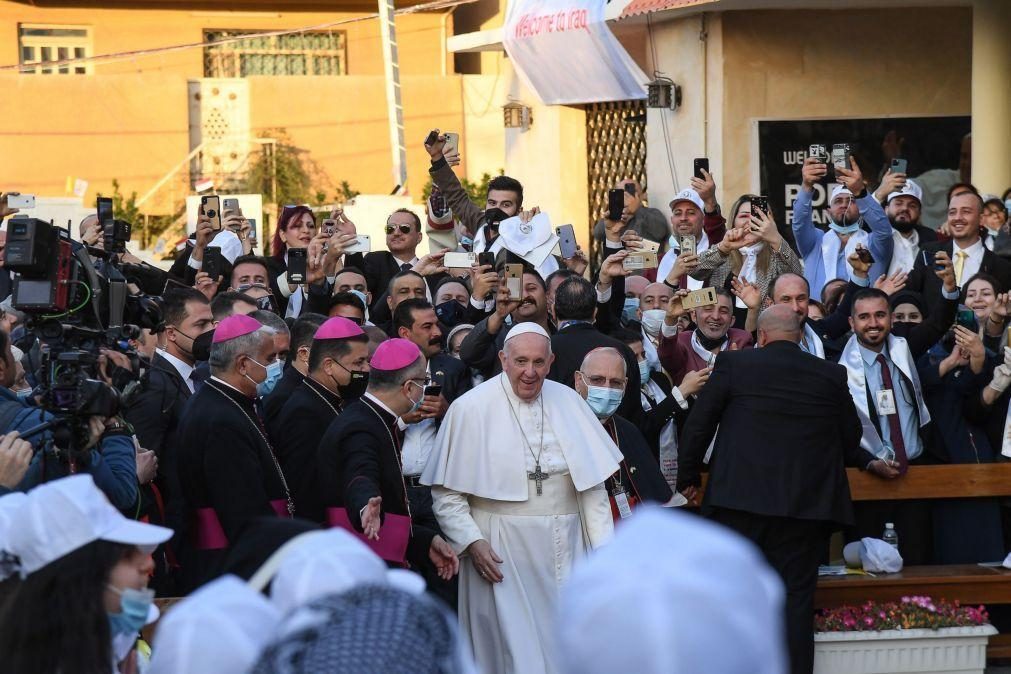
[422,321,622,674]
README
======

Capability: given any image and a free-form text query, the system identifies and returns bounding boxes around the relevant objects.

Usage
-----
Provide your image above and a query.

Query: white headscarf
[556,507,787,674]
[149,575,281,674]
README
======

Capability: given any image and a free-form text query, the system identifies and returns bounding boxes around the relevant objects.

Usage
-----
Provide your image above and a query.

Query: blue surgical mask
[14,388,32,402]
[107,585,155,636]
[829,221,861,235]
[621,297,640,324]
[581,375,623,419]
[247,358,284,397]
[638,359,651,386]
[406,381,425,414]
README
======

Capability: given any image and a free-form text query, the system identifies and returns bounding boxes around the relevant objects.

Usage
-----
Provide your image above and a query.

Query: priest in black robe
[317,338,459,584]
[273,316,370,522]
[574,347,674,520]
[174,314,293,593]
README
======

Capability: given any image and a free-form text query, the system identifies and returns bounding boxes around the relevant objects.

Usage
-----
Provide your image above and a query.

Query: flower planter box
[814,625,997,674]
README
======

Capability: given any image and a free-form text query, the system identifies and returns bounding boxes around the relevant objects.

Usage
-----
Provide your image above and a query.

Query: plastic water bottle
[882,522,899,551]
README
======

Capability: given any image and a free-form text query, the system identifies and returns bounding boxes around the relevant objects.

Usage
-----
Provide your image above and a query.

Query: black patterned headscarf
[251,584,476,674]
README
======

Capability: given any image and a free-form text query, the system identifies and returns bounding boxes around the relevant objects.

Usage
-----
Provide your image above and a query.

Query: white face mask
[640,309,667,337]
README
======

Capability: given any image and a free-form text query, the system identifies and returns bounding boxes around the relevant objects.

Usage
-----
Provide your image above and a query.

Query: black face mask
[484,208,508,228]
[891,321,914,340]
[435,299,467,328]
[333,361,369,401]
[889,215,916,234]
[694,329,728,352]
[192,329,214,363]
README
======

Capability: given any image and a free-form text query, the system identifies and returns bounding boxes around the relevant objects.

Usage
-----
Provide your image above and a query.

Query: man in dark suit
[678,305,898,674]
[273,317,369,522]
[549,276,642,426]
[317,338,459,585]
[262,313,326,433]
[363,209,425,309]
[124,287,215,592]
[905,191,1011,295]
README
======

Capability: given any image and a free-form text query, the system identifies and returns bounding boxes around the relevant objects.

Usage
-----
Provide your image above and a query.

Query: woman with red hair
[267,205,317,316]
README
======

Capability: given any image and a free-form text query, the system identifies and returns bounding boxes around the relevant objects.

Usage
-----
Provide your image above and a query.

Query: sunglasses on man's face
[385,224,414,236]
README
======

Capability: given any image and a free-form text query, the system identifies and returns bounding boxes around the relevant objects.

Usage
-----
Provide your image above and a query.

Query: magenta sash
[326,507,411,564]
[194,499,291,551]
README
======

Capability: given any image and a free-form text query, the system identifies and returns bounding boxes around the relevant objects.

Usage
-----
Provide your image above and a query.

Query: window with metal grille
[203,30,347,77]
[18,24,91,75]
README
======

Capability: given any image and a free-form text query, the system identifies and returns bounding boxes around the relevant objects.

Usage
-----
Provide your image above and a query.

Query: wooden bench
[812,464,1011,658]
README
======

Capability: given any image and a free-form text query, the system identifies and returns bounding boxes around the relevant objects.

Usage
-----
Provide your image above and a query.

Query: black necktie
[400,263,412,272]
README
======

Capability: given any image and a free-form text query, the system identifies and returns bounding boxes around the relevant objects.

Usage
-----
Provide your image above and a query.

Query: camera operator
[0,329,139,510]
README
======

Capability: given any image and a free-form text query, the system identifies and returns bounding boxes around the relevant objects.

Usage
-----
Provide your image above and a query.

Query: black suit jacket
[124,352,192,458]
[263,366,305,433]
[273,377,343,522]
[428,353,472,405]
[678,340,874,526]
[549,322,643,426]
[363,251,407,311]
[906,239,1011,296]
[639,370,690,462]
[608,415,673,505]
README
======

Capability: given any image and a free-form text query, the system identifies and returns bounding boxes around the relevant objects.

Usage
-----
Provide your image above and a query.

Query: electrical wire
[41,281,92,319]
[0,0,477,73]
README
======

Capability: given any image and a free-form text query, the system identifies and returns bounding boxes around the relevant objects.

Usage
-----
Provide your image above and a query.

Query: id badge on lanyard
[875,389,897,416]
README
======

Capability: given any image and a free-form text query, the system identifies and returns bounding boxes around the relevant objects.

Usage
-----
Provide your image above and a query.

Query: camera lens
[207,209,217,218]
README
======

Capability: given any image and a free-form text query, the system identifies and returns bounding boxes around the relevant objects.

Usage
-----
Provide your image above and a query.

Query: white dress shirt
[158,348,196,394]
[953,238,985,287]
[888,229,921,275]
[399,363,438,476]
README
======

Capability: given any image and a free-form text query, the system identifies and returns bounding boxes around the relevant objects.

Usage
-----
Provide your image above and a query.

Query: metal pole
[378,0,408,193]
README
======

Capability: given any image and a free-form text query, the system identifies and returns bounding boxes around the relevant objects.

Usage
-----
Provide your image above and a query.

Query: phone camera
[206,209,217,218]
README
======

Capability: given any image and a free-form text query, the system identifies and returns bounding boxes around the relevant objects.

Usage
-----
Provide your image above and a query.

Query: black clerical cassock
[317,395,439,569]
[273,376,344,523]
[602,415,673,520]
[175,378,293,592]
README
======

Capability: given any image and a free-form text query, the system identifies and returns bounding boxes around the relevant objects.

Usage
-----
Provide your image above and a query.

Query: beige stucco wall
[0,2,461,212]
[719,7,972,202]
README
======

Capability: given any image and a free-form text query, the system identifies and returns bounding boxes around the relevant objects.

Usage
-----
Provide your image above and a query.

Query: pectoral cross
[528,463,549,496]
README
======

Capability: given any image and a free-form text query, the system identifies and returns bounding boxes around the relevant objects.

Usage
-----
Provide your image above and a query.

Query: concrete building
[450,0,1009,254]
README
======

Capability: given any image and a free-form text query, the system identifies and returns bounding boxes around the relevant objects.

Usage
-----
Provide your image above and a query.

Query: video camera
[3,199,163,456]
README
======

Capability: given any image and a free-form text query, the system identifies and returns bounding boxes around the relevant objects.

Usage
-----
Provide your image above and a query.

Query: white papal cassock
[422,373,622,674]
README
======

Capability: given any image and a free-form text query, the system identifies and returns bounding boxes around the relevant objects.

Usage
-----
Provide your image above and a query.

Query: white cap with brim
[249,529,425,616]
[830,184,854,203]
[886,179,923,205]
[669,188,705,212]
[148,575,280,674]
[9,474,172,577]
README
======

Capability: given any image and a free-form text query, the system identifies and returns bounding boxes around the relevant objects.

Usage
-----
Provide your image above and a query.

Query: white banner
[503,0,648,105]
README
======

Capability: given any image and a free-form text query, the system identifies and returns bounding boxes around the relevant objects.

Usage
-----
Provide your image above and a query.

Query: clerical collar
[209,376,255,404]
[694,329,727,352]
[304,375,342,409]
[363,392,399,422]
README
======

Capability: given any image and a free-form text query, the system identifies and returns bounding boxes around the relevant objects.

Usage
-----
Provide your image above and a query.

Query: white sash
[690,330,727,464]
[690,330,727,366]
[1002,406,1011,458]
[642,327,660,373]
[800,323,825,359]
[821,228,868,286]
[658,230,710,290]
[840,333,930,457]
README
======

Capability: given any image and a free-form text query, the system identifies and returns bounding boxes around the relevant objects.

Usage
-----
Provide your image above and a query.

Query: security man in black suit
[548,276,642,426]
[678,305,899,674]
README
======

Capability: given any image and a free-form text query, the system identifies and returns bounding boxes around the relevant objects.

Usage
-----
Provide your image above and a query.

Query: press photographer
[0,210,163,509]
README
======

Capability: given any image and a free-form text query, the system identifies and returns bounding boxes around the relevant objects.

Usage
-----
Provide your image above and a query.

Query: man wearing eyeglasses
[573,347,675,522]
[362,209,425,309]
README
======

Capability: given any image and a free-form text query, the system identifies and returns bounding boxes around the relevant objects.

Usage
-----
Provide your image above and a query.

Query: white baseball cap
[830,184,854,203]
[886,179,923,205]
[8,474,172,577]
[669,188,705,212]
[149,575,280,674]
